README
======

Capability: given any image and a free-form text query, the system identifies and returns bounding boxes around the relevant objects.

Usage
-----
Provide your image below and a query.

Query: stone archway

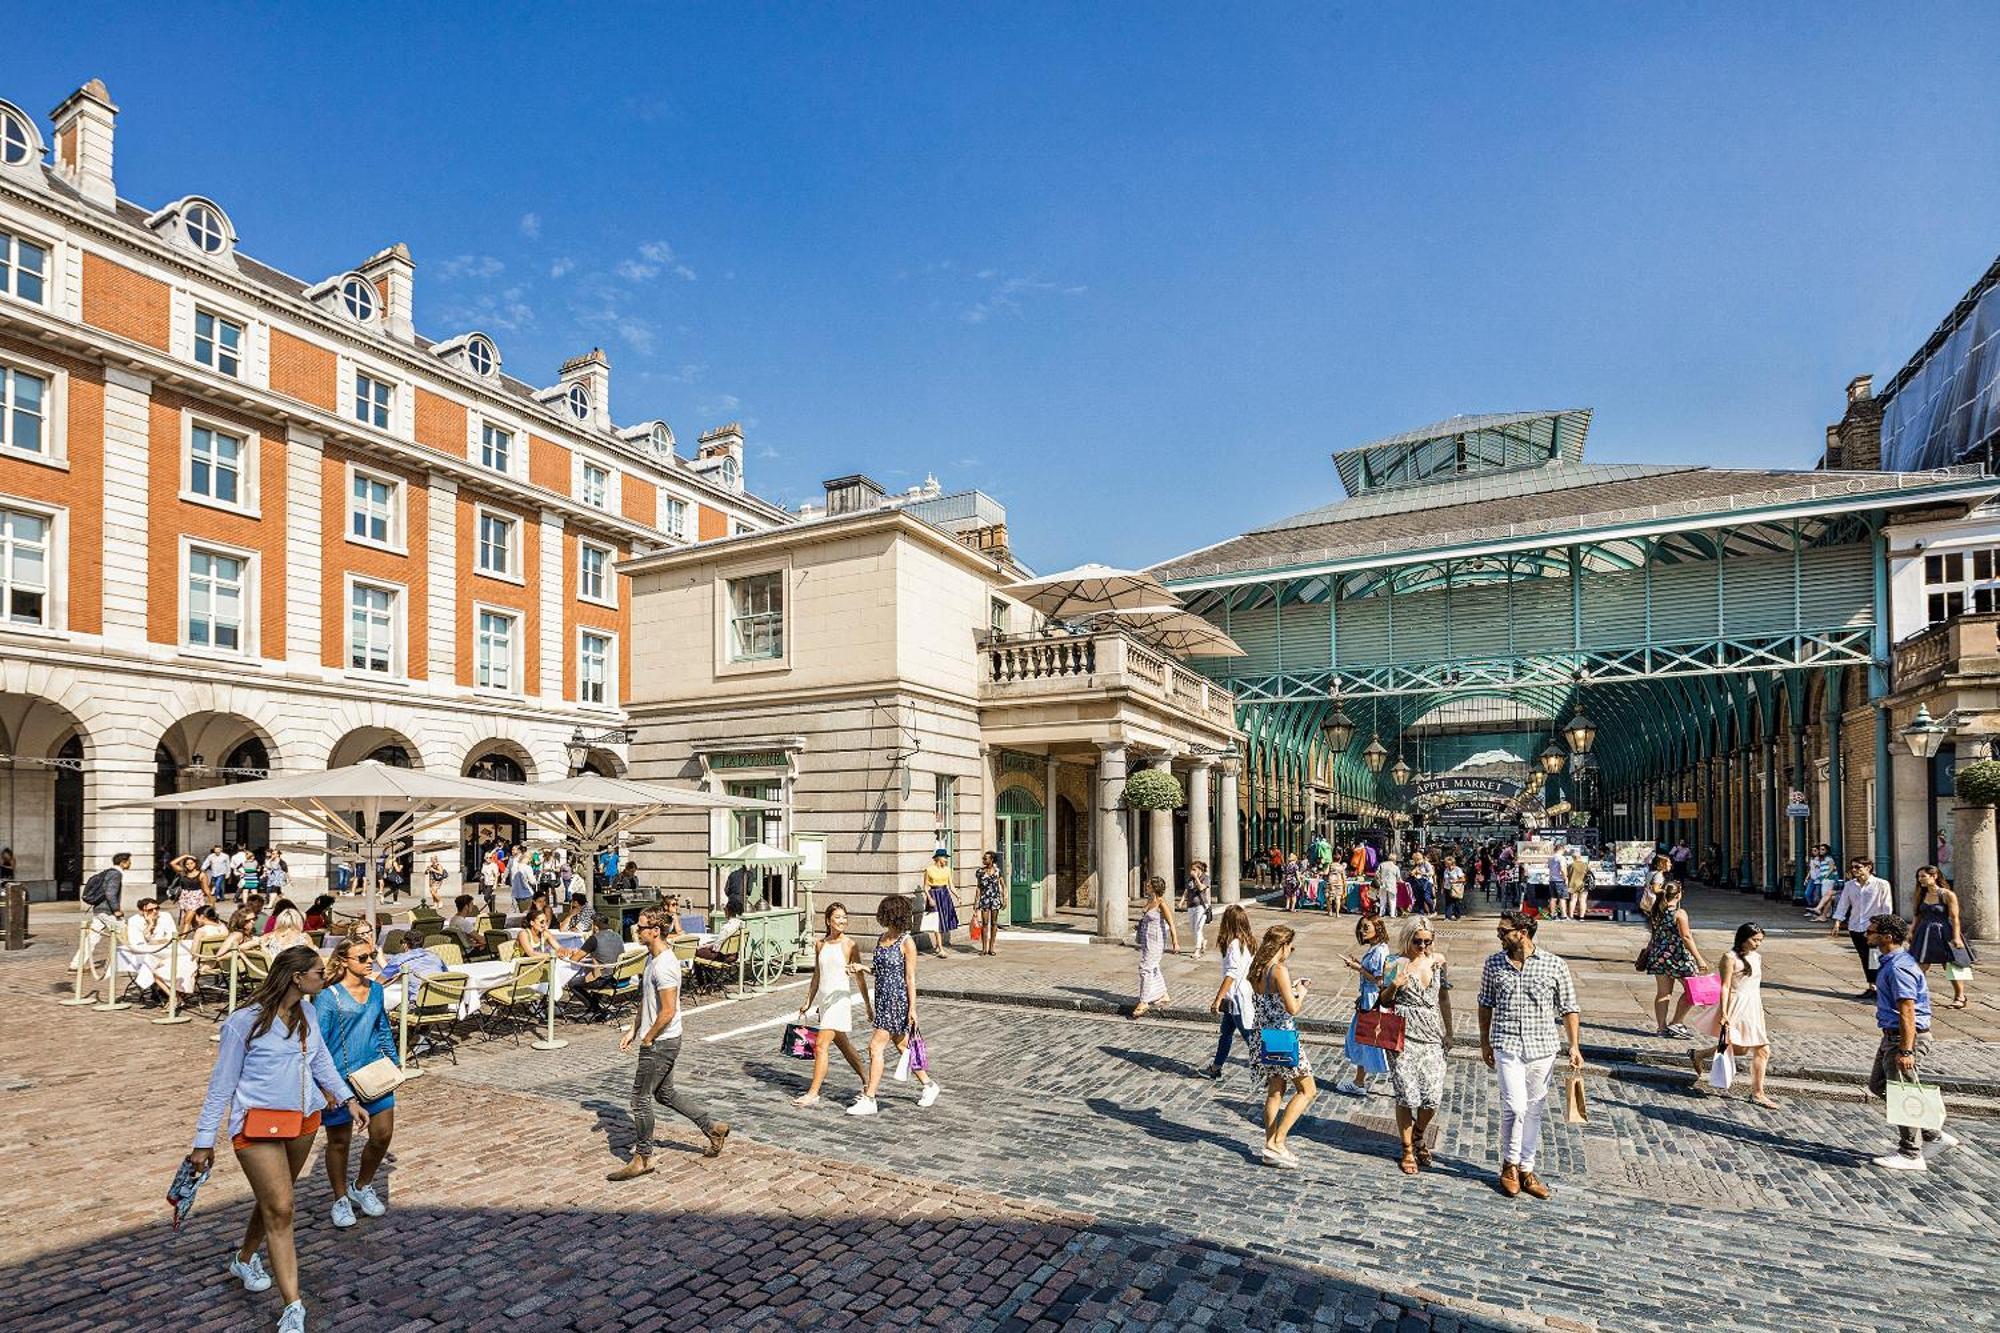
[0,691,91,895]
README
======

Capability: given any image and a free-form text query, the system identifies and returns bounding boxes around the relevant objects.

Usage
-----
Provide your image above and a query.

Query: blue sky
[21,5,2000,567]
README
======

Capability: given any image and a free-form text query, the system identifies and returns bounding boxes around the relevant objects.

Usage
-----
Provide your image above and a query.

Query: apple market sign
[1407,774,1525,813]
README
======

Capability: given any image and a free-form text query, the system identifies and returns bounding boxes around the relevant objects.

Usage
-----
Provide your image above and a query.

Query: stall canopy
[1102,607,1247,658]
[113,760,530,926]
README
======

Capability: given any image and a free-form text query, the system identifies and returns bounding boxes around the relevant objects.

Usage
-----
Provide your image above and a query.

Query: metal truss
[1222,626,1875,703]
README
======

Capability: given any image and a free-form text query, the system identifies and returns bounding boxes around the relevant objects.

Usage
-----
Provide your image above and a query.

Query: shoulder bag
[238,1019,313,1140]
[1257,1026,1301,1068]
[1353,1007,1405,1052]
[325,987,406,1103]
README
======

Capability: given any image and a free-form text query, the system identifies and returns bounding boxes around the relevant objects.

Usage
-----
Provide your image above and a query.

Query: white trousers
[1494,1050,1557,1171]
[1186,905,1208,952]
[70,911,119,974]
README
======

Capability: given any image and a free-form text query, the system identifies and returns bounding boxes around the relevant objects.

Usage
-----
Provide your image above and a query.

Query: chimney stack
[559,349,611,432]
[1847,374,1873,404]
[50,79,117,209]
[359,243,416,342]
[1824,373,1884,471]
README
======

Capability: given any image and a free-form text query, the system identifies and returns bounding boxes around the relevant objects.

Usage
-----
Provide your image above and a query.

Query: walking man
[1831,857,1894,997]
[1866,913,1960,1171]
[1477,909,1583,1201]
[70,851,129,976]
[609,909,728,1180]
[507,844,535,913]
[1376,850,1402,919]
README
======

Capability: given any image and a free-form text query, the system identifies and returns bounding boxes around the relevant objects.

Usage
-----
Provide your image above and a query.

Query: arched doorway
[52,734,82,894]
[222,738,271,856]
[996,787,1045,924]
[463,748,528,883]
[0,692,90,896]
[1056,795,1081,908]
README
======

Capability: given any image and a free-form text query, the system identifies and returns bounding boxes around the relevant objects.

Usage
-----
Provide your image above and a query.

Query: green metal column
[1870,524,1896,877]
[1762,729,1780,895]
[1790,723,1809,897]
[1826,669,1845,860]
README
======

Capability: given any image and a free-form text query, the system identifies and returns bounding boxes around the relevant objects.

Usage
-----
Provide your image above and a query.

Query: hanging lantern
[1538,741,1567,775]
[1390,756,1412,786]
[1362,736,1389,773]
[1900,703,1947,760]
[1562,709,1598,757]
[1321,705,1357,751]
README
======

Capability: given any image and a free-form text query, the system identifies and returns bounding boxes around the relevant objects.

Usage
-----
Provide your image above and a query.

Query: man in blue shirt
[1866,913,1959,1171]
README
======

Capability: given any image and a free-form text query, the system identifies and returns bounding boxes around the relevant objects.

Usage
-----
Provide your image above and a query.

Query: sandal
[1399,1150,1419,1175]
[1751,1095,1780,1110]
[1415,1146,1433,1168]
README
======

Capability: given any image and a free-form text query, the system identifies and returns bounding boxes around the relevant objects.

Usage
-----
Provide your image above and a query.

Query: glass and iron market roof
[1331,408,1594,496]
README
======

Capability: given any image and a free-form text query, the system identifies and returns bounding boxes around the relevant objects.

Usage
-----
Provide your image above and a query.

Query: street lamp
[1901,704,1947,760]
[1361,736,1389,773]
[1390,756,1412,786]
[1562,709,1598,757]
[1320,704,1356,752]
[565,725,636,775]
[1538,741,1567,776]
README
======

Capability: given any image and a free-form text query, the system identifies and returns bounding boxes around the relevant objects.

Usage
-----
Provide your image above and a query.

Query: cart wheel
[750,941,783,988]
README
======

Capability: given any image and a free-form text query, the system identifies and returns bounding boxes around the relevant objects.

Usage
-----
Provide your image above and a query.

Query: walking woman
[1911,865,1973,1008]
[1333,915,1393,1096]
[1379,916,1453,1173]
[1326,859,1347,917]
[794,903,871,1107]
[187,945,369,1333]
[317,936,400,1228]
[922,848,960,957]
[169,854,209,932]
[1248,924,1317,1167]
[1202,905,1257,1078]
[974,851,1005,957]
[1183,860,1212,961]
[849,895,941,1115]
[1132,876,1180,1017]
[1687,922,1778,1108]
[1641,880,1708,1038]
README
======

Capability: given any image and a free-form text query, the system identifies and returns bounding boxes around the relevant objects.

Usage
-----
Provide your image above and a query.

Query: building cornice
[620,507,1008,582]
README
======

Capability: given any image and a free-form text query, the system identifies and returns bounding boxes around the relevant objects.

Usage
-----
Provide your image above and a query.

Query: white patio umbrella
[998,563,1181,620]
[513,774,774,911]
[1103,607,1247,659]
[113,760,533,928]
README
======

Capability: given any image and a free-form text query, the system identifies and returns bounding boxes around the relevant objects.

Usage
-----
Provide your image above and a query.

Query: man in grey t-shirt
[609,909,727,1180]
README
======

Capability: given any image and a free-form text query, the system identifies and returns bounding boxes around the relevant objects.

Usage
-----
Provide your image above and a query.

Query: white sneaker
[228,1251,272,1293]
[277,1299,307,1333]
[846,1096,878,1117]
[348,1183,386,1218]
[330,1195,356,1228]
[1334,1079,1365,1097]
[1932,1130,1962,1153]
[918,1080,941,1108]
[1872,1152,1928,1172]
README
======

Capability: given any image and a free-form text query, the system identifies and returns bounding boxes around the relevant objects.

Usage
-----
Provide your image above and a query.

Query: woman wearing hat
[923,848,960,957]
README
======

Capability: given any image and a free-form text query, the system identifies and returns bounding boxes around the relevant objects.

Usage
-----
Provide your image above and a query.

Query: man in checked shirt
[1478,910,1584,1200]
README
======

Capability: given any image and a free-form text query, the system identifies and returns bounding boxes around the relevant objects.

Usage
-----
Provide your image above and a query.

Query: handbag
[1353,1007,1406,1052]
[1709,1048,1736,1091]
[779,1021,819,1060]
[1632,943,1651,974]
[1257,1027,1301,1068]
[908,1025,929,1074]
[166,1157,211,1230]
[1564,1075,1589,1124]
[1884,1079,1947,1132]
[892,1046,913,1082]
[920,910,942,934]
[1684,973,1722,1007]
[239,1021,312,1141]
[346,1056,405,1103]
[1949,941,1977,968]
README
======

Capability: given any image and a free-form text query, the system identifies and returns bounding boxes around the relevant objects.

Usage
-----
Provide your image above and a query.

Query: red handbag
[1353,1007,1405,1052]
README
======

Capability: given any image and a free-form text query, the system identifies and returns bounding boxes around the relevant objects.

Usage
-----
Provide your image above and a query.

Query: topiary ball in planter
[1123,768,1185,811]
[1955,758,2000,808]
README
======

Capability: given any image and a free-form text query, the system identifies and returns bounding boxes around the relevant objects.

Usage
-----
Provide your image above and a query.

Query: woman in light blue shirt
[187,945,366,1333]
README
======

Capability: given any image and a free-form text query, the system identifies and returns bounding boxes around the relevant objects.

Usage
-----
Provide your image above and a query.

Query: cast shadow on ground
[1631,1100,1871,1168]
[1,1200,1524,1333]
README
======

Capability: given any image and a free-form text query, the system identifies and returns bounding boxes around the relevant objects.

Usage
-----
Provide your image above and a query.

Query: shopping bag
[1709,1049,1736,1091]
[1949,941,1977,968]
[908,1026,929,1073]
[920,910,942,934]
[779,1022,819,1061]
[1945,962,1973,983]
[1564,1075,1589,1124]
[1353,1008,1406,1052]
[1885,1080,1947,1133]
[892,1046,913,1082]
[969,921,982,943]
[1684,973,1722,1007]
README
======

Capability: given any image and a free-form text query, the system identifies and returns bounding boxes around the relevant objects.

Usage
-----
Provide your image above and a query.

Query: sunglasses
[351,951,375,962]
[1413,937,1434,946]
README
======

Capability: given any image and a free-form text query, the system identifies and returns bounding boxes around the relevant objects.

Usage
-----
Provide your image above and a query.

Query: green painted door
[997,787,1045,924]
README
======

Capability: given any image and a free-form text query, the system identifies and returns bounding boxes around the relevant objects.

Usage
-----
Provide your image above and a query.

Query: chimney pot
[50,79,118,209]
[1847,374,1873,403]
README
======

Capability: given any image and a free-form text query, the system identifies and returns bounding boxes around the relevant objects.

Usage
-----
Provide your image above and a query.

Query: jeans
[1494,1050,1557,1171]
[630,1037,715,1157]
[1444,896,1463,921]
[1850,931,1878,985]
[1213,1009,1251,1069]
[1868,1032,1940,1157]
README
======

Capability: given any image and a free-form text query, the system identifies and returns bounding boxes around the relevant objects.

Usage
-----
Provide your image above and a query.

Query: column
[1790,725,1809,895]
[1187,760,1213,877]
[1095,742,1130,940]
[99,367,152,645]
[1043,755,1059,917]
[537,509,565,704]
[82,734,156,893]
[1217,760,1241,903]
[1761,734,1779,895]
[1147,771,1176,894]
[980,745,1000,870]
[1890,746,1930,917]
[1954,735,1999,943]
[427,477,459,685]
[1825,694,1845,861]
[283,428,324,669]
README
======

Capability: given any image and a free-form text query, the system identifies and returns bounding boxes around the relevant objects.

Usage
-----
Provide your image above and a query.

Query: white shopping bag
[892,1047,913,1082]
[1885,1080,1947,1133]
[1709,1049,1736,1091]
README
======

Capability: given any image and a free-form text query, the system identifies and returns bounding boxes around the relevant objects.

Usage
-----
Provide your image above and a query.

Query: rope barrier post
[91,930,131,1012]
[398,973,427,1081]
[153,934,192,1025]
[212,953,240,1043]
[60,918,98,1007]
[532,959,568,1051]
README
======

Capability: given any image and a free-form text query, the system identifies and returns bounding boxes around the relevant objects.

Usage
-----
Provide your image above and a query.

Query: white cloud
[438,284,534,333]
[434,254,505,281]
[618,240,696,283]
[956,271,1083,325]
[519,212,542,240]
[548,256,575,279]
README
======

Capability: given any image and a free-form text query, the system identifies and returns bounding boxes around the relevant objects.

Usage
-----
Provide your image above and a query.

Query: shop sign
[710,751,787,770]
[1675,802,1698,819]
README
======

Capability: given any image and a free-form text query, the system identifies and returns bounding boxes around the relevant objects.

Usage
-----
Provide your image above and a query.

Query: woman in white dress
[794,903,872,1107]
[1688,922,1777,1109]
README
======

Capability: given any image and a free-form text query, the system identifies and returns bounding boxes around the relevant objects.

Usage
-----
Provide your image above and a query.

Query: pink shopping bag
[1684,973,1721,1007]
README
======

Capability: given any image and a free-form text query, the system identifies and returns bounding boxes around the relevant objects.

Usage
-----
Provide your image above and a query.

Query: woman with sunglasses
[317,935,402,1228]
[187,945,367,1333]
[1379,916,1454,1174]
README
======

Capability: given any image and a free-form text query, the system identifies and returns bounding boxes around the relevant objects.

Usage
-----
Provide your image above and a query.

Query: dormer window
[651,423,673,456]
[566,383,591,421]
[0,107,35,166]
[466,336,496,378]
[184,203,228,254]
[720,455,741,488]
[341,276,377,323]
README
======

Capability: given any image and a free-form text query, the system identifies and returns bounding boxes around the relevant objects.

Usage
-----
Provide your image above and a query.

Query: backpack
[82,869,112,909]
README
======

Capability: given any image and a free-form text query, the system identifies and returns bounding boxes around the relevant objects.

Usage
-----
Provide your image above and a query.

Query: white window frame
[0,225,51,308]
[192,306,244,378]
[182,202,229,256]
[344,462,405,553]
[479,420,514,475]
[474,506,522,583]
[935,774,959,861]
[181,414,257,515]
[577,539,616,606]
[472,603,520,694]
[0,354,63,466]
[344,575,404,678]
[180,536,257,660]
[340,275,377,324]
[720,567,787,670]
[577,627,615,708]
[579,459,611,509]
[662,493,690,541]
[0,498,62,632]
[465,336,496,378]
[353,369,394,430]
[566,382,591,422]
